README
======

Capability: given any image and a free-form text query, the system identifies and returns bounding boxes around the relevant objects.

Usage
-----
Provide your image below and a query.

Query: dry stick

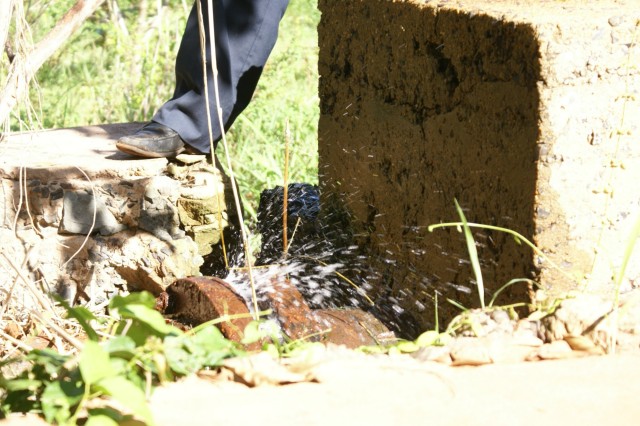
[20,167,42,238]
[0,0,106,124]
[197,0,259,319]
[0,249,57,316]
[0,245,35,317]
[11,167,24,236]
[282,120,291,256]
[0,328,33,354]
[0,0,13,62]
[194,2,228,271]
[30,309,83,350]
[62,167,97,269]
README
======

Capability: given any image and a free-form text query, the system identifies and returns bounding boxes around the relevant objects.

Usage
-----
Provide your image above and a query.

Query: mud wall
[318,0,640,331]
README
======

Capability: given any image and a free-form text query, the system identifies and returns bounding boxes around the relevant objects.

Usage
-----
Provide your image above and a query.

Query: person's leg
[117,0,289,157]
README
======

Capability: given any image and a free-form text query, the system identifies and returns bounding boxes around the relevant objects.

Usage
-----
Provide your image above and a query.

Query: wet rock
[261,272,394,348]
[161,276,256,346]
[256,183,321,263]
[315,308,395,347]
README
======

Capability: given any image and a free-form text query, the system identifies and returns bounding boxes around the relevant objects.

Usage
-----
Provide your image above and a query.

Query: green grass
[13,0,320,222]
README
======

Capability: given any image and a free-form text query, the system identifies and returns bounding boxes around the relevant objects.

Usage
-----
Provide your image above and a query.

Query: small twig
[0,248,58,316]
[21,167,42,238]
[30,309,83,350]
[62,167,97,269]
[0,328,33,353]
[285,217,302,254]
[0,244,35,316]
[198,0,259,320]
[283,120,291,256]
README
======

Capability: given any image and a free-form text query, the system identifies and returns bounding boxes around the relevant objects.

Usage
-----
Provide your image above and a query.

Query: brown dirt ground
[147,352,640,426]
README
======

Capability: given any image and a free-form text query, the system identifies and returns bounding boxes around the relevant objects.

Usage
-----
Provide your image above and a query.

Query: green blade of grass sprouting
[428,221,577,284]
[615,214,640,287]
[454,199,485,309]
[488,278,539,308]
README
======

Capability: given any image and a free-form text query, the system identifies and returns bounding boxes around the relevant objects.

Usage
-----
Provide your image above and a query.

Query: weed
[0,292,244,424]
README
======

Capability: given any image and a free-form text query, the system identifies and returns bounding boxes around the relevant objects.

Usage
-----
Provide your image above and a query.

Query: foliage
[0,292,244,425]
[12,0,320,224]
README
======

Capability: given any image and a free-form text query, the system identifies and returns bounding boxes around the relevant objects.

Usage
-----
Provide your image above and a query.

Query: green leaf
[27,348,70,371]
[416,330,440,347]
[85,414,120,426]
[117,304,179,337]
[96,376,154,425]
[109,292,156,311]
[86,407,146,426]
[454,199,485,309]
[163,339,198,376]
[79,341,115,384]
[57,296,100,341]
[241,320,263,345]
[192,326,235,352]
[395,340,420,353]
[2,379,42,392]
[40,378,84,425]
[103,335,137,358]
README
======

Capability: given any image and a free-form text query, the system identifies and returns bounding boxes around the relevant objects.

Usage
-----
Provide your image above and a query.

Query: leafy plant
[428,199,578,311]
[0,292,244,425]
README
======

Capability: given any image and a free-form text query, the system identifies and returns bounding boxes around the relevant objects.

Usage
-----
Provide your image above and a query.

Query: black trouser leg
[153,0,290,153]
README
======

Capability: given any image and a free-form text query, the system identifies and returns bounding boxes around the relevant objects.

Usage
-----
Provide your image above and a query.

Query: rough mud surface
[318,0,640,332]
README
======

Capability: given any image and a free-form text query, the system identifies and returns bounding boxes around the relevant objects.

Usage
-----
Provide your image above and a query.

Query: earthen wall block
[318,0,640,329]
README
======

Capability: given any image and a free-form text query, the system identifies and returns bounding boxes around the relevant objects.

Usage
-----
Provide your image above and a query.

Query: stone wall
[318,0,640,331]
[0,124,240,310]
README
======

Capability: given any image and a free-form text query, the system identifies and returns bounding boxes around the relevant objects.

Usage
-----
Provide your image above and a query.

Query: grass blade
[454,199,485,309]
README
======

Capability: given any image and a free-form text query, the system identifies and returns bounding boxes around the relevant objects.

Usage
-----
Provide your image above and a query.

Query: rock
[161,276,256,347]
[1,124,240,312]
[412,346,452,364]
[139,176,183,241]
[175,153,208,165]
[450,337,493,366]
[448,308,517,338]
[533,340,577,360]
[59,190,126,235]
[540,294,622,353]
[110,231,202,293]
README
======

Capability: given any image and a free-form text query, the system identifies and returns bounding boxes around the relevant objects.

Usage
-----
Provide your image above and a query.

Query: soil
[150,351,640,426]
[1,347,639,426]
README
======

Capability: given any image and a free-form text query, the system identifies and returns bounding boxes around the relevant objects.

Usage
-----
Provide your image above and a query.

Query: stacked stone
[0,124,235,310]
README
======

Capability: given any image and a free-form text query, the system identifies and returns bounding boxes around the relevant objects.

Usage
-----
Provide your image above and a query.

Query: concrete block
[318,0,640,330]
